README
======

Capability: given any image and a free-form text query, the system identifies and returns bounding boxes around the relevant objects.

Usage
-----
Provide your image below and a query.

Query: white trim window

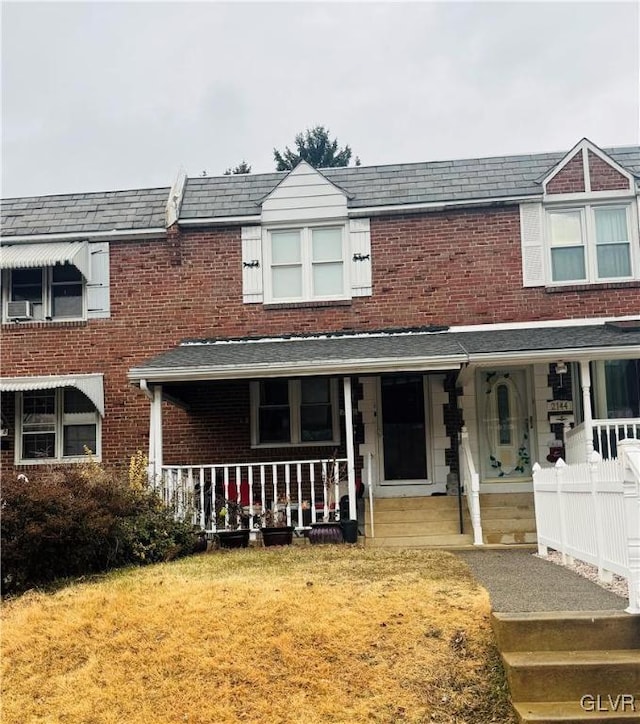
[17,388,100,463]
[5,265,85,321]
[264,225,348,303]
[251,378,340,447]
[547,204,635,284]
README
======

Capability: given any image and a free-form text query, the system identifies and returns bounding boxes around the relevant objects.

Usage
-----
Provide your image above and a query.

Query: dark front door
[381,375,428,482]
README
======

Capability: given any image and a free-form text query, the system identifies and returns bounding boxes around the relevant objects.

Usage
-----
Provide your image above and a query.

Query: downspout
[139,379,156,484]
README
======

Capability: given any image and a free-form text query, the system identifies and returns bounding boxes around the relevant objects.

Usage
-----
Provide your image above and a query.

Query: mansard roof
[2,144,639,238]
[1,187,169,238]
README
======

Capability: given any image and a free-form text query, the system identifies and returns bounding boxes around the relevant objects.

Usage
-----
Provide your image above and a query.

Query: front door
[379,374,428,483]
[478,368,532,481]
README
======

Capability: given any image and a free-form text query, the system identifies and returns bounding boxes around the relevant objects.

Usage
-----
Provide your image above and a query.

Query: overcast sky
[2,1,638,198]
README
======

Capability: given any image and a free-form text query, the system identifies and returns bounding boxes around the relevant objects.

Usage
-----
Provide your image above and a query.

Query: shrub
[1,465,196,595]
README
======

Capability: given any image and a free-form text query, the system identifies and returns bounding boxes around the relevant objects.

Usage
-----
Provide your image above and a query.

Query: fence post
[532,462,548,556]
[555,458,572,565]
[588,450,612,583]
[619,439,640,614]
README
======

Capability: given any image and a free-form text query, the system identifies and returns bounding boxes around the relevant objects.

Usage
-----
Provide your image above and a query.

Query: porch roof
[128,322,640,383]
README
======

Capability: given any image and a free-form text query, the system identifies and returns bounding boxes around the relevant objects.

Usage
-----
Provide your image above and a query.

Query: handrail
[460,427,483,546]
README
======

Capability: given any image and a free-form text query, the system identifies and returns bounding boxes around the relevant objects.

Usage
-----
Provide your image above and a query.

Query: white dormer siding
[241,162,371,304]
[261,162,348,223]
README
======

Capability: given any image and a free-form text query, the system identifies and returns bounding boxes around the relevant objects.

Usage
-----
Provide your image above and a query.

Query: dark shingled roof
[129,323,640,380]
[1,187,170,237]
[3,145,639,237]
[179,146,640,220]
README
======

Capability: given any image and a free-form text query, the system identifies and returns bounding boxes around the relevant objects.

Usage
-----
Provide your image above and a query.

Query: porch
[128,322,640,548]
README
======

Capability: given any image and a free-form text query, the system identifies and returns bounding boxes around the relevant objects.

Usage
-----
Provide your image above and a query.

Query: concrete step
[364,520,463,537]
[513,700,640,723]
[479,492,535,506]
[480,517,537,532]
[365,533,474,548]
[493,612,640,652]
[367,506,467,524]
[502,649,640,702]
[368,495,460,512]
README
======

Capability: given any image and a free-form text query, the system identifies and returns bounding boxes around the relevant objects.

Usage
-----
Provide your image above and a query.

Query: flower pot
[308,522,344,545]
[215,530,250,549]
[261,526,295,547]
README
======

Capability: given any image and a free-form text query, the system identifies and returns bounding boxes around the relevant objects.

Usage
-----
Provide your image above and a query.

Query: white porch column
[150,384,163,484]
[579,360,594,463]
[343,376,357,520]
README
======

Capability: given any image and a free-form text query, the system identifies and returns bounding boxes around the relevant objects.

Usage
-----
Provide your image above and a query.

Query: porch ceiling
[128,322,640,383]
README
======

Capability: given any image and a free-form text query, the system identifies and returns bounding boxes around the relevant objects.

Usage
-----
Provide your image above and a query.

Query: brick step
[365,533,474,548]
[502,649,640,702]
[513,700,640,723]
[492,612,640,652]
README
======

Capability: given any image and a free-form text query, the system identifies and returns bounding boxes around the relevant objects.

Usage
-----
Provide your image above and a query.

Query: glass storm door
[478,369,532,481]
[380,375,428,482]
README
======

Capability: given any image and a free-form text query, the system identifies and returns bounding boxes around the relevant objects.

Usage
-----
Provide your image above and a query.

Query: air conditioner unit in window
[7,300,33,320]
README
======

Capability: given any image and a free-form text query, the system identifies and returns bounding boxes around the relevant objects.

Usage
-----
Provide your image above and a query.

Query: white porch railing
[158,458,348,533]
[565,418,640,464]
[460,428,483,546]
[533,439,640,614]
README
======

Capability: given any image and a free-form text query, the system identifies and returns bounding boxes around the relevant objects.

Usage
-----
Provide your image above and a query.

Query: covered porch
[128,321,640,546]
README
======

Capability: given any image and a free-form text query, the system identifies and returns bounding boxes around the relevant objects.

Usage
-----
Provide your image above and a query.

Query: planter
[215,529,250,549]
[340,519,359,544]
[261,526,295,547]
[308,522,344,545]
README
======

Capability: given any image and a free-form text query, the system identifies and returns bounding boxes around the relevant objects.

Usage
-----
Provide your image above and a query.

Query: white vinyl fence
[533,439,640,614]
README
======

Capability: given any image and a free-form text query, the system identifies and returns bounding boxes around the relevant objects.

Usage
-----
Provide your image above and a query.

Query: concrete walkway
[455,549,628,612]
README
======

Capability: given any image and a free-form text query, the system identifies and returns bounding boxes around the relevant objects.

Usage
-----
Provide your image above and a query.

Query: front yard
[1,546,515,723]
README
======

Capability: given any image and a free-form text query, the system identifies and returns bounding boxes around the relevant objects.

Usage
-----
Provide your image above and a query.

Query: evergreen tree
[223,160,252,175]
[273,126,355,171]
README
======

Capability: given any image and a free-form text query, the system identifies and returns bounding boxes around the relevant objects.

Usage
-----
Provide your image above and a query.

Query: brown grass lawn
[1,546,515,724]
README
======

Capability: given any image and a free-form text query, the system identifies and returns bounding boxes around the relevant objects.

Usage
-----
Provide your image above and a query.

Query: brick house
[2,137,639,545]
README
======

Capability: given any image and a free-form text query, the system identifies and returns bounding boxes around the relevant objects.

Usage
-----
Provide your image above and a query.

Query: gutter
[1,228,167,244]
[128,354,468,383]
[176,194,542,227]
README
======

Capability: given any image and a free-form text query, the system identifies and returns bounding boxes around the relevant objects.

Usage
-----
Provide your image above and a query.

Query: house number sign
[547,400,573,412]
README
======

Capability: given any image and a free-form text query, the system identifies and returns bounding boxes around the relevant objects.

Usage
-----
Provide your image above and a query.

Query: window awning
[0,374,104,416]
[0,241,91,279]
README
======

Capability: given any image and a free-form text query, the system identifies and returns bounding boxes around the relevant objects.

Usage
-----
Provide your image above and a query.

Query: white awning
[0,374,104,416]
[0,241,91,279]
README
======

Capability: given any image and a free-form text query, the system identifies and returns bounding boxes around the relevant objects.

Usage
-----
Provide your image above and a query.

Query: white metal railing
[459,428,483,545]
[565,418,640,464]
[158,458,348,533]
[533,439,640,614]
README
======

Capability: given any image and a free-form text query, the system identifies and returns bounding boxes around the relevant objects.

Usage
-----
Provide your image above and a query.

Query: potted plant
[259,499,295,547]
[214,496,250,549]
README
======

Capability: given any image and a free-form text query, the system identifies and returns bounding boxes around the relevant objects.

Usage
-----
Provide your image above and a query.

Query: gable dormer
[542,138,635,198]
[521,139,639,287]
[260,161,349,223]
[241,162,371,304]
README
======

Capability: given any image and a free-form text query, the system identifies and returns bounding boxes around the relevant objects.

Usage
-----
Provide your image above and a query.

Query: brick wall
[546,151,586,194]
[588,150,630,191]
[2,205,637,471]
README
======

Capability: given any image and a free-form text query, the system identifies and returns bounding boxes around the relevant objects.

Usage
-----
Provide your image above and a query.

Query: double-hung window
[267,226,347,302]
[251,378,340,447]
[18,388,100,462]
[7,265,84,320]
[548,204,633,284]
